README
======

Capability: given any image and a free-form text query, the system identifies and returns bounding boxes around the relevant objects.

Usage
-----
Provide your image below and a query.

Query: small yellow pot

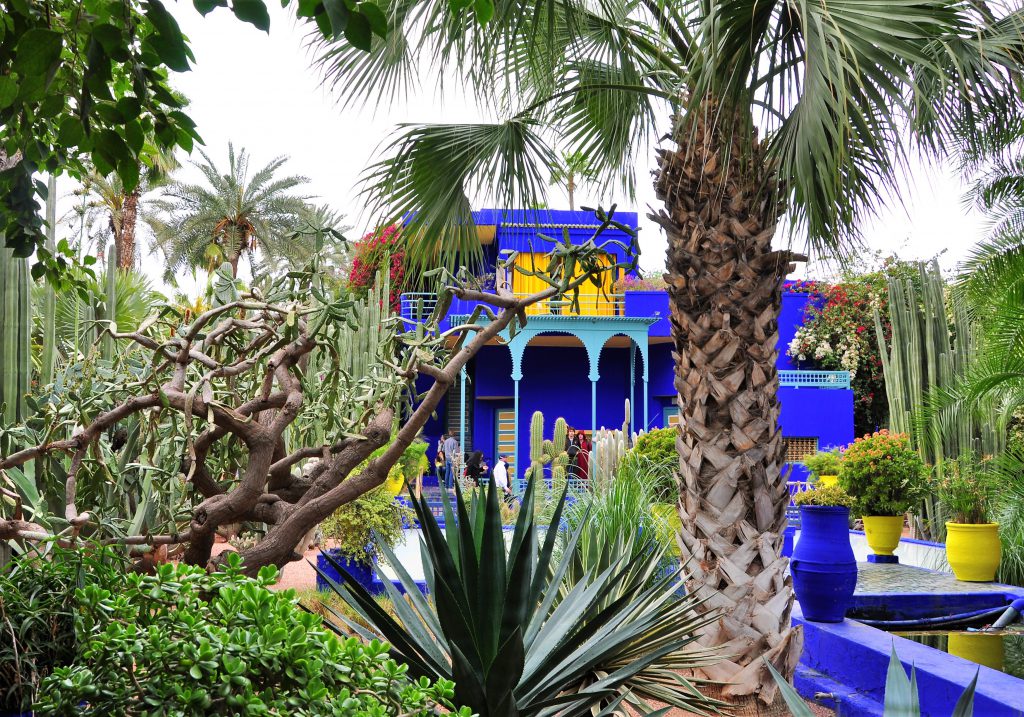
[384,469,405,497]
[819,475,839,487]
[863,515,904,556]
[948,632,1005,671]
[945,522,1001,582]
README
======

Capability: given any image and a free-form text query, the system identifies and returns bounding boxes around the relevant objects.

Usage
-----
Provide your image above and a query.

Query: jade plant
[35,553,466,716]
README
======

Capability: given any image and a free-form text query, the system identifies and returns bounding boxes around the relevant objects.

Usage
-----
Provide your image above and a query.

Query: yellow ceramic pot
[384,469,405,497]
[945,522,1001,582]
[819,475,839,487]
[948,632,1005,671]
[863,515,904,556]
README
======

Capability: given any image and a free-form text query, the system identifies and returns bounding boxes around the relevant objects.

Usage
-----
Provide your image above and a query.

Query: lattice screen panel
[784,437,819,462]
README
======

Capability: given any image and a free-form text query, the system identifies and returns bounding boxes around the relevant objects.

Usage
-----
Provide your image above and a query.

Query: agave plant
[315,478,724,716]
[767,646,978,716]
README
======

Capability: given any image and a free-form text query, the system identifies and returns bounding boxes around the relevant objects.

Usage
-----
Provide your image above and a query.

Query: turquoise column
[629,342,636,434]
[513,378,520,480]
[459,366,467,467]
[591,380,597,434]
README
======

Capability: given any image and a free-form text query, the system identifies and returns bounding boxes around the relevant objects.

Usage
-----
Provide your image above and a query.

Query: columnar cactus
[101,249,117,362]
[0,245,31,424]
[553,417,567,453]
[40,175,57,387]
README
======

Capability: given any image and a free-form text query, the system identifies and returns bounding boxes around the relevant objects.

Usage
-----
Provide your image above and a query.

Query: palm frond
[360,119,555,272]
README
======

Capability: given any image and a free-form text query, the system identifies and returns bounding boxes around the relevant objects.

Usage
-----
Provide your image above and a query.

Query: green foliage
[30,263,165,364]
[839,430,927,517]
[320,486,413,565]
[0,545,127,713]
[630,426,676,467]
[316,478,724,715]
[792,484,855,508]
[768,646,977,717]
[932,453,997,524]
[803,449,843,481]
[35,553,459,716]
[0,0,199,273]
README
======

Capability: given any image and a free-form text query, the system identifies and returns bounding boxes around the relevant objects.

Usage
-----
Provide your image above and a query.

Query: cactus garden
[5,0,1024,714]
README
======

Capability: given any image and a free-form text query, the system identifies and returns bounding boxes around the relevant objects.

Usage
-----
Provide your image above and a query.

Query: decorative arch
[497,316,658,455]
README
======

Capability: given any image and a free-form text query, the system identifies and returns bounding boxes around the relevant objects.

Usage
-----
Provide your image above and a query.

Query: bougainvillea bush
[839,430,926,517]
[786,259,918,435]
[348,224,407,309]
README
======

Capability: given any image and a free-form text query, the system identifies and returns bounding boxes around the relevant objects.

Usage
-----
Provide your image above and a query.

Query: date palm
[315,0,1024,707]
[148,143,311,279]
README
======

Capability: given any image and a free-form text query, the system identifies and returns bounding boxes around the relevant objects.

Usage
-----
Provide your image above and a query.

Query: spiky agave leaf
[314,475,725,716]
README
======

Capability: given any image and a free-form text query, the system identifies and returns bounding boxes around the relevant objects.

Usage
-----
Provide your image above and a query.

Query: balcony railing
[520,293,623,316]
[399,291,625,323]
[778,370,851,389]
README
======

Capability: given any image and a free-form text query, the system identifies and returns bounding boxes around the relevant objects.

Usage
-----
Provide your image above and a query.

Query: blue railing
[778,370,850,389]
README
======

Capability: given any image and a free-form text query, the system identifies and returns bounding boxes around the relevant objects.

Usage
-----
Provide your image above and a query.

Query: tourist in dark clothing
[465,450,487,487]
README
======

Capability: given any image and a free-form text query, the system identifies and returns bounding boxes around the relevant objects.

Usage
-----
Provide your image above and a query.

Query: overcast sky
[73,1,990,291]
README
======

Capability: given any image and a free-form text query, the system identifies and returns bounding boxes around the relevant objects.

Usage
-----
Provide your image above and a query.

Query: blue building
[403,209,853,483]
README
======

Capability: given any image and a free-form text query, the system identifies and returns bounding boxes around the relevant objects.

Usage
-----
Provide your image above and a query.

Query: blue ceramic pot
[791,505,857,623]
[316,549,378,594]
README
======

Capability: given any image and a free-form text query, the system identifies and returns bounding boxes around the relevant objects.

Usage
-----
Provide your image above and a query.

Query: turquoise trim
[779,370,850,389]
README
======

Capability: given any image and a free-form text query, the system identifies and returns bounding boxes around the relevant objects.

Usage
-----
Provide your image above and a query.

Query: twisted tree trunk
[652,106,803,708]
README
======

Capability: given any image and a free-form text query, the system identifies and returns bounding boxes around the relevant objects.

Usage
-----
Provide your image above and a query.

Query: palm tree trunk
[652,107,804,708]
[118,190,139,270]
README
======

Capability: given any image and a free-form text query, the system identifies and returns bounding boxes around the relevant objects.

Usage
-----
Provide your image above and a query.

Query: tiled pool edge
[793,605,1024,716]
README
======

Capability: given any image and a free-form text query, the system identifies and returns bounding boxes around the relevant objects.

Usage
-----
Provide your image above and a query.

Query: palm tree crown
[149,143,312,279]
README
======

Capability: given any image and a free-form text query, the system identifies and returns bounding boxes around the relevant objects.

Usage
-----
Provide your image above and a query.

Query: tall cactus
[0,244,31,425]
[40,175,57,386]
[875,259,1002,539]
[590,399,633,488]
[101,249,117,362]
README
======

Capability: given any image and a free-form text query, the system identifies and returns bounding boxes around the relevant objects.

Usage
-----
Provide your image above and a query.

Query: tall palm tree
[148,144,311,279]
[78,149,177,271]
[549,150,598,210]
[314,0,1024,705]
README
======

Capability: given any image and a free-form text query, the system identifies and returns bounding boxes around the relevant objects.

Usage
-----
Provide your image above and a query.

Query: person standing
[442,430,459,489]
[465,450,487,487]
[493,454,513,503]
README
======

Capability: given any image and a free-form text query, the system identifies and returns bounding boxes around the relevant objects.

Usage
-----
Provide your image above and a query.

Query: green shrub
[933,453,997,524]
[793,483,855,508]
[839,430,926,516]
[802,448,843,480]
[630,426,676,466]
[0,546,126,713]
[35,553,462,716]
[624,428,677,501]
[320,485,413,565]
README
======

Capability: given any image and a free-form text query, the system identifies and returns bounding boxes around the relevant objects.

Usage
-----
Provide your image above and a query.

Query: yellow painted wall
[513,253,619,315]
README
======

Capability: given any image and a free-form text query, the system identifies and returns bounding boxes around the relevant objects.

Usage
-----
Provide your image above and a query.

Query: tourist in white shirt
[493,454,512,502]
